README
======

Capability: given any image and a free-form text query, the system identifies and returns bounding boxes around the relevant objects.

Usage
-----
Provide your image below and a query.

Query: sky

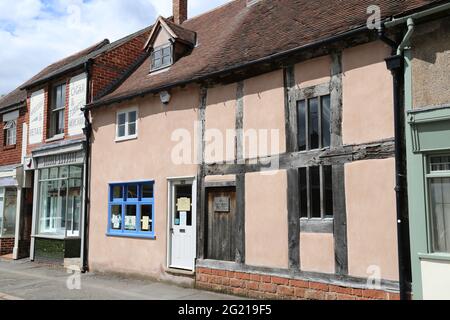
[0,0,232,96]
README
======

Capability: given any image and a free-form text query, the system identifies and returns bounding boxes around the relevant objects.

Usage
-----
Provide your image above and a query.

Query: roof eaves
[88,24,370,109]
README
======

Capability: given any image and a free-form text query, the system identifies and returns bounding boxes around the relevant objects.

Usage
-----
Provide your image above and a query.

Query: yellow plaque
[177,197,191,212]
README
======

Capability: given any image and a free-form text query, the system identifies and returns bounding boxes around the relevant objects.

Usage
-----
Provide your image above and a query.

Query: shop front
[0,165,23,257]
[28,140,86,266]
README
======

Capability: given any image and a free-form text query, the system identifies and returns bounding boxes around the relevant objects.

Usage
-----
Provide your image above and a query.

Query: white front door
[169,179,196,271]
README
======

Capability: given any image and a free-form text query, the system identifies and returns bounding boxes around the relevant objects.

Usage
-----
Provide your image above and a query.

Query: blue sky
[0,0,232,95]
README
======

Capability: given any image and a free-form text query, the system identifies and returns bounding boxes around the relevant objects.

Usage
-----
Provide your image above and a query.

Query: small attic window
[151,44,173,72]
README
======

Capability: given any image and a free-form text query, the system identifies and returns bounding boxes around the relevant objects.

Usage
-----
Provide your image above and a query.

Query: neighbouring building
[11,26,151,268]
[0,88,31,259]
[385,2,450,300]
[85,0,441,300]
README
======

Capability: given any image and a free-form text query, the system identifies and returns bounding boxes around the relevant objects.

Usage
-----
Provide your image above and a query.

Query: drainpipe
[81,59,93,273]
[379,20,414,300]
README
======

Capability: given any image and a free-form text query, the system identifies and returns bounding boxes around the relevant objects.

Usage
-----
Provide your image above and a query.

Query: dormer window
[151,44,173,72]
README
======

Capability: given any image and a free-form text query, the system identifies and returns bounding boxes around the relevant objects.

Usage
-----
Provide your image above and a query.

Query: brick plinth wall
[0,238,15,256]
[196,267,400,300]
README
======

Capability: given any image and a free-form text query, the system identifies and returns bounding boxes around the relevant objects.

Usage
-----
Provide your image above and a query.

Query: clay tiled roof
[163,17,197,46]
[21,25,153,90]
[92,0,441,107]
[0,87,26,111]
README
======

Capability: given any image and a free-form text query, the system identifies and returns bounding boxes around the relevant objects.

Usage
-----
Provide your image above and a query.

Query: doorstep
[165,267,195,278]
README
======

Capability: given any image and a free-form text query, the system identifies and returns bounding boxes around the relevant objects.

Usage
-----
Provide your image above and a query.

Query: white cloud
[0,0,232,95]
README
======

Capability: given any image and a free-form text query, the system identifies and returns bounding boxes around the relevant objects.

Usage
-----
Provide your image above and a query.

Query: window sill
[46,134,65,143]
[115,135,138,143]
[2,145,17,151]
[419,253,450,262]
[300,218,334,233]
[106,232,156,240]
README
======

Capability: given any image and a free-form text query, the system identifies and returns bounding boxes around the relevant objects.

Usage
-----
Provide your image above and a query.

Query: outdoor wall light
[160,91,171,105]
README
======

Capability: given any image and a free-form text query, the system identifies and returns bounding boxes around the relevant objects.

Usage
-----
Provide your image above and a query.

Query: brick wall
[91,29,150,99]
[196,267,400,300]
[0,107,26,166]
[0,238,15,256]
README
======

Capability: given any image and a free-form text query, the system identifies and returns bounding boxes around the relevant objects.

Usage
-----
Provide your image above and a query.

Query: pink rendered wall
[88,85,199,278]
[245,170,289,269]
[342,41,394,145]
[345,158,399,281]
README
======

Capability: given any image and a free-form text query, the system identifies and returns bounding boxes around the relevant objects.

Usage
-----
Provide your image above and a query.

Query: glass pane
[38,180,65,236]
[141,205,153,232]
[112,185,122,200]
[162,46,171,56]
[309,98,319,150]
[125,205,137,231]
[128,111,137,123]
[49,167,59,179]
[40,169,49,180]
[297,100,306,151]
[310,166,321,218]
[70,166,82,179]
[117,113,126,126]
[430,177,450,253]
[324,166,333,217]
[1,188,17,237]
[57,110,64,134]
[162,56,171,66]
[142,183,154,198]
[67,183,81,236]
[128,122,136,136]
[321,95,331,148]
[60,166,69,179]
[110,205,122,230]
[154,58,162,68]
[154,49,162,59]
[430,156,450,172]
[299,167,308,218]
[118,124,126,137]
[127,185,138,199]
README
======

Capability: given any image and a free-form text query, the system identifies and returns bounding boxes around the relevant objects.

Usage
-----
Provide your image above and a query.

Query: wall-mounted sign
[68,73,87,136]
[214,196,230,213]
[177,197,191,212]
[29,90,45,145]
[37,151,85,169]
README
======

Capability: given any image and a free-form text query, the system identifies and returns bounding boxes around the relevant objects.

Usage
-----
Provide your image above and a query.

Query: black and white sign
[68,73,87,136]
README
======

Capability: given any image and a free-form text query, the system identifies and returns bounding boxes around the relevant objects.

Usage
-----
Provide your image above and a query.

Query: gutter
[382,0,450,301]
[88,24,373,108]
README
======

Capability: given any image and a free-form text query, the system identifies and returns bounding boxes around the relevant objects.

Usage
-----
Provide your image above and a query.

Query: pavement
[0,258,241,300]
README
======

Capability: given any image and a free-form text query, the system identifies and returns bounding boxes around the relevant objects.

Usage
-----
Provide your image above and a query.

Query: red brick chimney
[173,0,188,24]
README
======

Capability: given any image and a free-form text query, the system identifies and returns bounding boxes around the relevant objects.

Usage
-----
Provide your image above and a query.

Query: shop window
[4,120,17,146]
[299,165,333,219]
[116,108,138,141]
[0,188,17,237]
[49,83,66,138]
[108,181,155,238]
[38,166,83,237]
[427,155,450,253]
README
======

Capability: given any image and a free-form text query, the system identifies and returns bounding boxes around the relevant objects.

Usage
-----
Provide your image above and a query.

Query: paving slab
[0,258,243,300]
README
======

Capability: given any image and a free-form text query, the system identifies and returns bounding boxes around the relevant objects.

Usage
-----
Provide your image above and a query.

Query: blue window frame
[107,181,155,239]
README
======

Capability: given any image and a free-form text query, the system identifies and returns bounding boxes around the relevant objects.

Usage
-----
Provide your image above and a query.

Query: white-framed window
[150,44,173,72]
[427,155,450,254]
[116,107,138,141]
[4,120,17,146]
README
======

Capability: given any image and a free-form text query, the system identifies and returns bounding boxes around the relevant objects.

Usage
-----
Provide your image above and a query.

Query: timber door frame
[166,176,197,271]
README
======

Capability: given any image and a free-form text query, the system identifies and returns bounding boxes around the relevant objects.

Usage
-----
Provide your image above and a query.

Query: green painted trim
[419,253,450,262]
[404,48,427,300]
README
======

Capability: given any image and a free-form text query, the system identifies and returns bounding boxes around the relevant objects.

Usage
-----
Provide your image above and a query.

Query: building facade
[0,88,30,259]
[85,0,441,300]
[14,28,151,268]
[391,4,450,300]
